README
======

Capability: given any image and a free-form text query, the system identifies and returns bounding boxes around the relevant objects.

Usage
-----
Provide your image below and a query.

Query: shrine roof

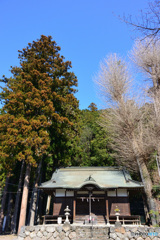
[39,166,143,190]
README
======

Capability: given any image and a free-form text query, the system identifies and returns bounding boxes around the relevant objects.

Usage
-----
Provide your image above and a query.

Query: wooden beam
[73,199,76,223]
[106,199,109,224]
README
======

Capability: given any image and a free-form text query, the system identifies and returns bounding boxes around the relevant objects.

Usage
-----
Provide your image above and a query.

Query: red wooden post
[106,199,109,224]
[73,199,76,222]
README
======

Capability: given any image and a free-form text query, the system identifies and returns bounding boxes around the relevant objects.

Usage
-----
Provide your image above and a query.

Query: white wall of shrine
[55,189,65,197]
[117,189,128,197]
[107,189,128,197]
[66,191,74,197]
[107,190,116,196]
[55,189,74,197]
[55,189,128,197]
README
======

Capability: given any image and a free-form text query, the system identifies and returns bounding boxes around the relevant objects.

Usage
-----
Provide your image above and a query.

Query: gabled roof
[39,166,143,190]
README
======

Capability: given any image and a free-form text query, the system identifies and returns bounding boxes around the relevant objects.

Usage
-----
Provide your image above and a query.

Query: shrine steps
[75,215,107,224]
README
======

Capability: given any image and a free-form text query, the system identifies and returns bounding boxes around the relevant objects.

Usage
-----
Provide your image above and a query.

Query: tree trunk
[137,157,158,225]
[18,164,31,234]
[35,162,43,225]
[28,160,42,226]
[5,193,13,232]
[36,192,44,225]
[142,194,149,223]
[132,136,158,225]
[11,160,25,234]
[35,188,41,225]
[0,175,10,233]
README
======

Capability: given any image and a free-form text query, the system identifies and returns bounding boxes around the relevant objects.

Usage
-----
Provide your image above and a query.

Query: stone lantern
[114,206,120,222]
[64,206,71,223]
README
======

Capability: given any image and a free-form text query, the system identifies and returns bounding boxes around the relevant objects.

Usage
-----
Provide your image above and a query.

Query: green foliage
[149,210,160,226]
[74,104,115,166]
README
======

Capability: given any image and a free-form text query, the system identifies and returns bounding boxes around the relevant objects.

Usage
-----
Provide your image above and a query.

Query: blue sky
[0,0,149,110]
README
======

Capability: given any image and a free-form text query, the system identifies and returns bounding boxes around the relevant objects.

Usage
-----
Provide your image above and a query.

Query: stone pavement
[0,234,17,240]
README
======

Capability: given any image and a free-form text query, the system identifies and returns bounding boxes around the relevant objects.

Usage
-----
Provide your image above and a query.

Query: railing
[42,215,72,224]
[109,215,141,225]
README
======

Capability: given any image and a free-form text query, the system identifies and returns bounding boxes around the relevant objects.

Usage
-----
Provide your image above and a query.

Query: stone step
[75,215,107,224]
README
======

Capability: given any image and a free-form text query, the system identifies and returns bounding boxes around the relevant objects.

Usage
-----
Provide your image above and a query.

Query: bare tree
[131,38,160,167]
[123,0,160,41]
[97,53,158,225]
[131,39,160,89]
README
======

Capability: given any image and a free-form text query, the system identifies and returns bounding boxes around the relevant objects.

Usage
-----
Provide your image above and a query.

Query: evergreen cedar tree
[0,35,79,171]
[0,35,79,233]
[88,102,98,112]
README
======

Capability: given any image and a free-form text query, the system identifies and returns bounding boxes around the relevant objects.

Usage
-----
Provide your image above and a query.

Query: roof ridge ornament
[84,175,96,182]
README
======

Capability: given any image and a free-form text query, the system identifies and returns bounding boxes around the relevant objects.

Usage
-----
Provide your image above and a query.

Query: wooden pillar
[73,199,76,223]
[89,191,92,221]
[106,199,109,224]
[116,189,118,201]
[46,195,51,215]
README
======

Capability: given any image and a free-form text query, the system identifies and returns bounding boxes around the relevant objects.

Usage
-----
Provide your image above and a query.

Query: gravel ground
[0,235,17,240]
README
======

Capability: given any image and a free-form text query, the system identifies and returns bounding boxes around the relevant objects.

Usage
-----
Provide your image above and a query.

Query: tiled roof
[39,166,143,190]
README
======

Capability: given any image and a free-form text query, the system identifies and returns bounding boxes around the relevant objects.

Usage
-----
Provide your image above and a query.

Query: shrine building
[39,167,144,225]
